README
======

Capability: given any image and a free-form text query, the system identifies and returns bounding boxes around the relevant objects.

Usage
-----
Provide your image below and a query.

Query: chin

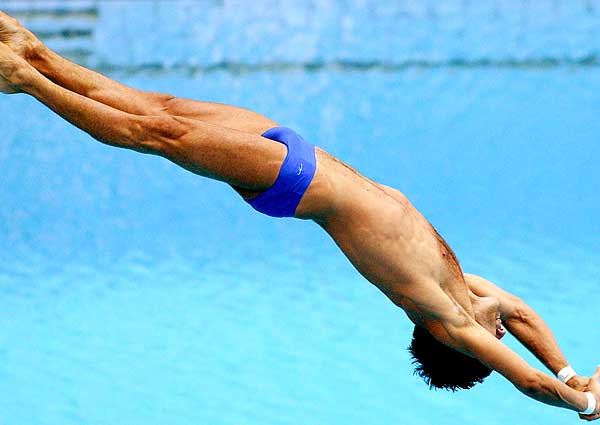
[496,324,507,339]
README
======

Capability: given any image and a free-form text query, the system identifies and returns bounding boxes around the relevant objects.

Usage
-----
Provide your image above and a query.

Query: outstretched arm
[464,273,589,387]
[407,281,599,417]
[444,320,600,418]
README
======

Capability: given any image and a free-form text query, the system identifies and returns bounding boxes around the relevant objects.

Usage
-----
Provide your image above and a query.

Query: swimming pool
[1,2,599,424]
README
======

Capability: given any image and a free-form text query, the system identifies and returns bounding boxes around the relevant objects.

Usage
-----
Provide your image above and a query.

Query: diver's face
[473,296,507,339]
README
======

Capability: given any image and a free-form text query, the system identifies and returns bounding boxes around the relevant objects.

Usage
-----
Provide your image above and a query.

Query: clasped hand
[567,367,600,421]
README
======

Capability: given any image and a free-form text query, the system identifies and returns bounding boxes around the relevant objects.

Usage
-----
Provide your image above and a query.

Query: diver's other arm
[410,283,599,416]
[443,321,600,417]
[464,273,588,385]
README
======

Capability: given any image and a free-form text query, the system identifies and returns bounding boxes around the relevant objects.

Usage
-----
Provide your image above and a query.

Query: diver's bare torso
[293,147,471,325]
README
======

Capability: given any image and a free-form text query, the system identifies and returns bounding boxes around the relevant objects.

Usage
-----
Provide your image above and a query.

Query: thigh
[159,117,287,192]
[164,97,278,136]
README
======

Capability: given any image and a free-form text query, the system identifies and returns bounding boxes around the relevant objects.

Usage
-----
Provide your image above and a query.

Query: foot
[0,10,44,64]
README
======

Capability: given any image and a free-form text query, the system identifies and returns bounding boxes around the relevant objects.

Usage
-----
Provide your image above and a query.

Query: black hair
[408,325,493,391]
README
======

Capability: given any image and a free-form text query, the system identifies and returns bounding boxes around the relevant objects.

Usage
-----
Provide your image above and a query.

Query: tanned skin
[0,11,598,420]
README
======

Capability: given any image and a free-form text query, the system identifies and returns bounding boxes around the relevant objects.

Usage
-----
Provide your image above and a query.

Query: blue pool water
[1,2,599,425]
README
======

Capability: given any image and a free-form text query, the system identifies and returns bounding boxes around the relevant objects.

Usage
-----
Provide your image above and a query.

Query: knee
[129,115,188,155]
[148,92,177,116]
[162,96,215,120]
[161,96,187,116]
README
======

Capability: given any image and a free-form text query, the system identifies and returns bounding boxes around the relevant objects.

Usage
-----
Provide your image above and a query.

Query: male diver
[0,11,598,420]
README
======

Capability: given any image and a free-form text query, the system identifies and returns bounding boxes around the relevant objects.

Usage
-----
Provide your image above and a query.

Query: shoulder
[395,277,472,333]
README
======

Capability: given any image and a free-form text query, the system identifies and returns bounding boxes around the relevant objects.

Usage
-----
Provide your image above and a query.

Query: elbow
[506,296,532,324]
[514,300,532,323]
[515,370,545,396]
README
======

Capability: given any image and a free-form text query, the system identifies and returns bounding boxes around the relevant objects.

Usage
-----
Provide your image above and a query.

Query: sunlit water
[1,3,600,425]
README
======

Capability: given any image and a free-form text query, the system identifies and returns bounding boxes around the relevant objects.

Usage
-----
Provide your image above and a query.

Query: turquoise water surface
[1,2,599,425]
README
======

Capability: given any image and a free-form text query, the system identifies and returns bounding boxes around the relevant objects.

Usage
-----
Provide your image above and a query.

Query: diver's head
[408,325,493,391]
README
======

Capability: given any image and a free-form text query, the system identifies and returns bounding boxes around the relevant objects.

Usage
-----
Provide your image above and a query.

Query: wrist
[580,392,598,415]
[556,365,577,384]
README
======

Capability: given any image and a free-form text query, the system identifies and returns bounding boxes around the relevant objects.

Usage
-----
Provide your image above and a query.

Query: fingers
[579,412,600,421]
[578,369,600,421]
[568,376,592,391]
[593,366,600,382]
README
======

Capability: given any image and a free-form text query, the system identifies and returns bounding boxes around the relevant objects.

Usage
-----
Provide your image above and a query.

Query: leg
[32,43,279,135]
[0,11,278,135]
[0,44,286,192]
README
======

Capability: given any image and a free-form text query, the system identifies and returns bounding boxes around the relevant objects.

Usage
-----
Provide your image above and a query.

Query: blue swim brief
[245,127,317,218]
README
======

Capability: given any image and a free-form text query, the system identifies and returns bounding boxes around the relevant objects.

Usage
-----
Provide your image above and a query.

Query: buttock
[244,127,317,218]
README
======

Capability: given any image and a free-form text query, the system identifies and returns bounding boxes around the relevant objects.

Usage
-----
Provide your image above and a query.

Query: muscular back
[304,148,473,324]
